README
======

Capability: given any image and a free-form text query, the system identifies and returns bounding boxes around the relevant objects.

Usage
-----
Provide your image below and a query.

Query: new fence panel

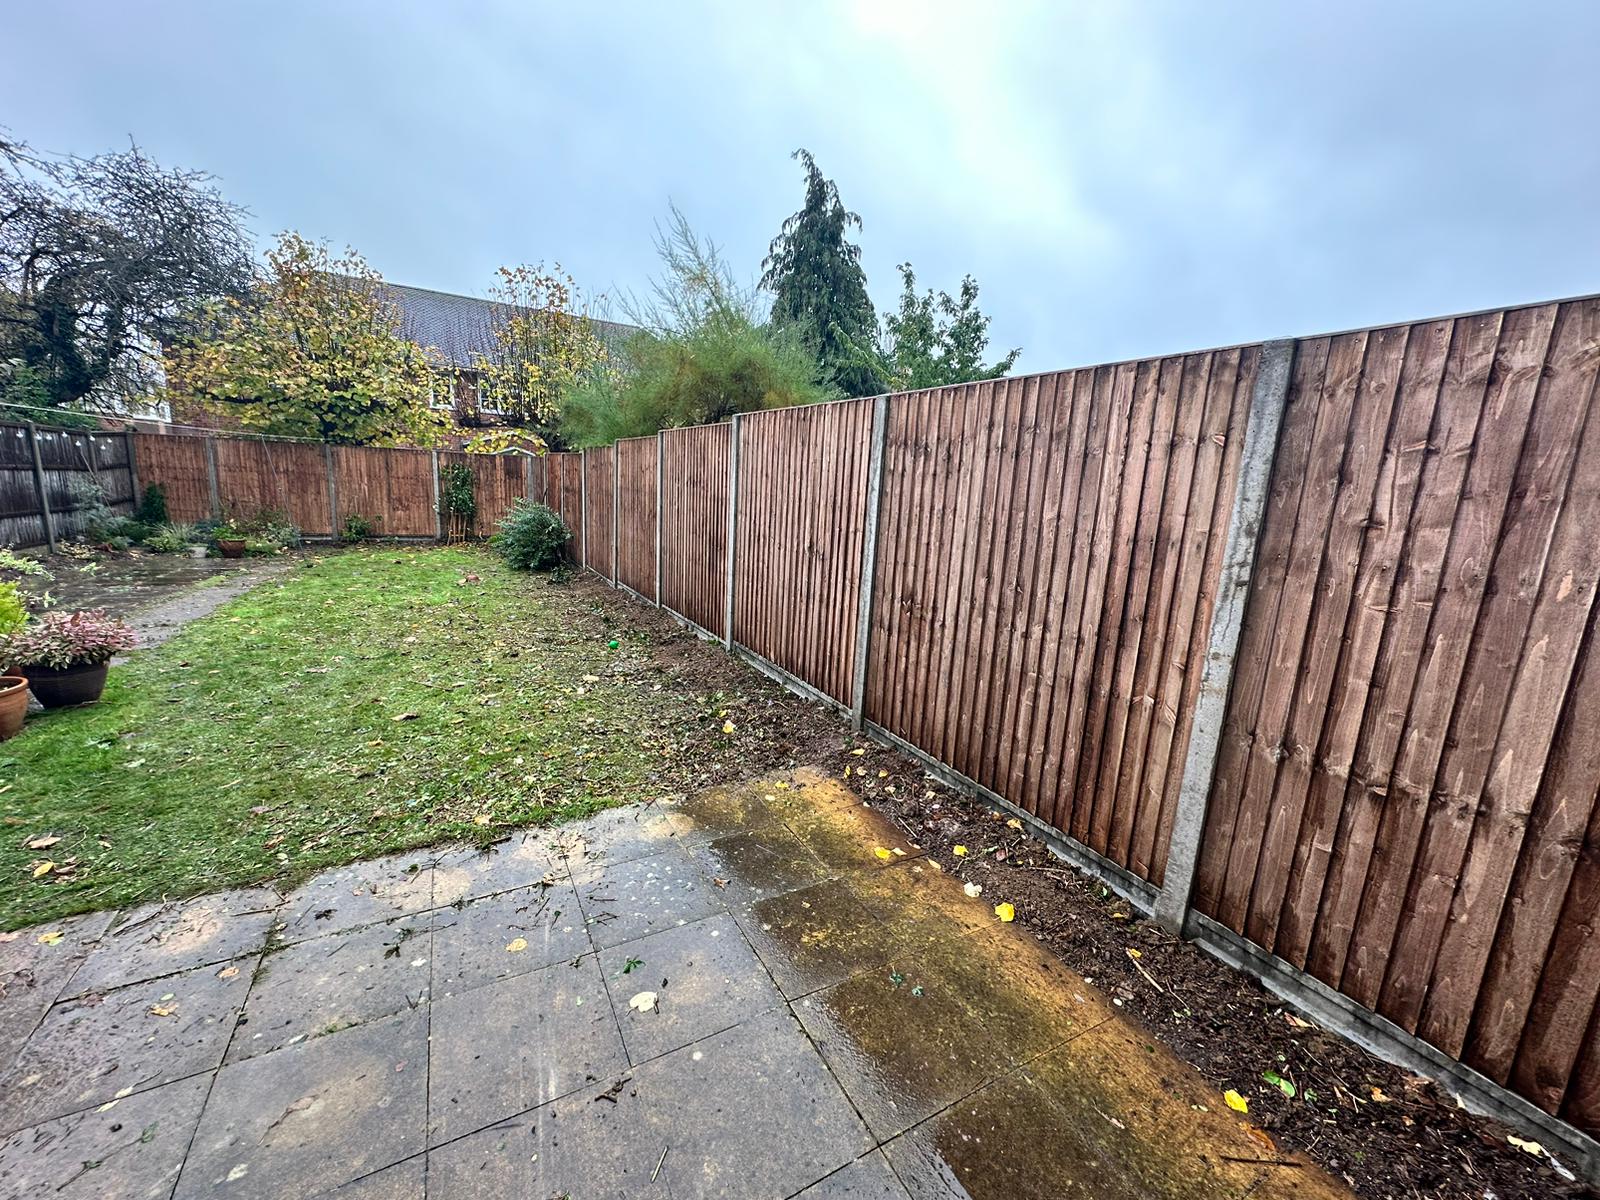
[660,423,729,637]
[583,447,615,581]
[615,437,658,598]
[863,352,1257,885]
[733,399,874,705]
[213,438,333,535]
[1190,296,1600,1135]
[133,431,212,523]
[545,452,583,559]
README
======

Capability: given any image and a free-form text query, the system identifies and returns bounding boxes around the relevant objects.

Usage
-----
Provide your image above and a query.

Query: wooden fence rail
[559,293,1600,1175]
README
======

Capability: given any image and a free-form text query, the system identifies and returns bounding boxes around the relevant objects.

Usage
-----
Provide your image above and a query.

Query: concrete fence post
[1154,339,1296,934]
[205,436,222,521]
[431,450,443,542]
[25,423,57,554]
[723,415,741,650]
[850,395,891,731]
[323,444,339,538]
[654,432,664,607]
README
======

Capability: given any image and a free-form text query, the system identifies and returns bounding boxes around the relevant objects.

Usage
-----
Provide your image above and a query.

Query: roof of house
[382,282,639,369]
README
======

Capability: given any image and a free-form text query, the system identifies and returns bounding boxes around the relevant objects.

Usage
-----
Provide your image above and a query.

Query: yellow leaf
[149,1005,176,1018]
[877,770,888,778]
[994,902,1015,923]
[1223,1089,1249,1113]
[1127,947,1142,959]
[1006,818,1023,831]
[722,721,735,734]
[31,861,54,878]
[1507,1134,1544,1156]
[873,847,893,862]
[473,814,491,826]
[953,845,968,857]
[850,748,866,756]
[36,931,63,945]
[629,990,657,1013]
[1369,1086,1390,1103]
[505,937,528,953]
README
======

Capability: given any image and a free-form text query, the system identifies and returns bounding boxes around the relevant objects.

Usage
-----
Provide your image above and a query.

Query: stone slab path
[0,770,1352,1199]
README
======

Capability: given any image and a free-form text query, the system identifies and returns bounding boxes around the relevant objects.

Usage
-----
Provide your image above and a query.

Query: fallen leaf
[26,836,59,850]
[1263,1070,1296,1099]
[1507,1134,1544,1156]
[582,674,600,684]
[873,847,893,862]
[1006,818,1022,831]
[1223,1089,1249,1114]
[505,937,528,953]
[36,931,62,945]
[30,861,54,878]
[963,882,983,898]
[216,966,239,980]
[722,721,736,734]
[1369,1086,1391,1103]
[952,845,968,857]
[473,814,491,826]
[148,1005,176,1018]
[392,712,419,722]
[629,990,658,1013]
[994,902,1015,922]
[1127,947,1142,959]
[850,748,865,757]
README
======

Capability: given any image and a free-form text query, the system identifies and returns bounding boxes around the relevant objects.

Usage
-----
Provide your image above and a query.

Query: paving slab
[0,912,115,1072]
[430,832,561,907]
[274,852,436,943]
[67,888,281,997]
[175,1008,427,1200]
[229,914,430,1061]
[552,804,696,870]
[0,1072,210,1200]
[782,796,926,875]
[794,1150,913,1199]
[430,882,588,994]
[426,1073,668,1200]
[735,878,901,999]
[326,1156,425,1199]
[0,955,253,1134]
[574,846,727,948]
[634,1007,873,1200]
[596,912,784,1065]
[662,778,789,844]
[686,821,832,905]
[428,954,626,1145]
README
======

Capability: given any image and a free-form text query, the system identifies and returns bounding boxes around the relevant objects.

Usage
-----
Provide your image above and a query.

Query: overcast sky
[5,2,1598,376]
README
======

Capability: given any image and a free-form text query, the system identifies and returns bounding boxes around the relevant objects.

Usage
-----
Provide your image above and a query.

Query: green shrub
[0,582,27,637]
[97,517,150,544]
[341,514,377,543]
[494,500,570,571]
[135,484,169,526]
[142,523,202,553]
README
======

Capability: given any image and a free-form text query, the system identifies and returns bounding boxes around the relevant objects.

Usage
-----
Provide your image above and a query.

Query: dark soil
[581,576,1594,1200]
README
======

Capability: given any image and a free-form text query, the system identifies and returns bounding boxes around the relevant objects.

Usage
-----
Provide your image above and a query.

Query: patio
[0,769,1342,1199]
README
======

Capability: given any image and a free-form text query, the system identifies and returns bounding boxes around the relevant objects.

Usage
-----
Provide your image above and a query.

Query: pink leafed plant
[2,609,137,670]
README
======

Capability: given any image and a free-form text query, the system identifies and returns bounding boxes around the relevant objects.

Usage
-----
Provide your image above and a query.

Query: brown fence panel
[476,454,527,531]
[0,425,135,546]
[385,449,438,537]
[213,438,333,535]
[660,423,729,637]
[863,353,1257,885]
[584,447,615,580]
[615,436,658,598]
[734,399,874,705]
[1189,297,1600,1136]
[134,431,212,523]
[544,452,583,559]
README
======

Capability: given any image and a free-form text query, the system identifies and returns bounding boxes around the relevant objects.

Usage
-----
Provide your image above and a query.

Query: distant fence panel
[545,452,582,560]
[734,399,874,705]
[213,438,332,535]
[615,437,658,598]
[476,455,527,531]
[134,431,211,523]
[583,447,615,580]
[0,424,135,546]
[1191,297,1600,1134]
[660,423,729,637]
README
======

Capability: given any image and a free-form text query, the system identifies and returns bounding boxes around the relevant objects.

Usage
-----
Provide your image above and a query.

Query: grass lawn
[0,546,747,930]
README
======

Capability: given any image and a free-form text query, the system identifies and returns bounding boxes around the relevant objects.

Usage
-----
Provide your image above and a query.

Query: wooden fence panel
[660,423,729,637]
[863,353,1255,885]
[134,432,212,523]
[1189,297,1600,1134]
[385,449,439,537]
[476,454,527,531]
[213,438,333,535]
[0,425,135,546]
[733,400,874,705]
[615,437,658,598]
[584,447,615,580]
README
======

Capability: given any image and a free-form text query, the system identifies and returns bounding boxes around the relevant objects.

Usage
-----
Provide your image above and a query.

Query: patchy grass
[0,546,743,929]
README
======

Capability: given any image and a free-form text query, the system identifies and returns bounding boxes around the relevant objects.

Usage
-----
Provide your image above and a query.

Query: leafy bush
[0,549,50,578]
[135,484,169,526]
[1,609,136,669]
[0,582,27,637]
[142,523,202,553]
[494,500,570,571]
[341,514,377,543]
[96,517,150,544]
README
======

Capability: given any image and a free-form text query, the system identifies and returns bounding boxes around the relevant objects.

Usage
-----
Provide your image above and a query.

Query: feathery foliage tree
[759,149,881,398]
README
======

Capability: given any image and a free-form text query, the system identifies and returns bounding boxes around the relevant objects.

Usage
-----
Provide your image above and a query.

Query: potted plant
[0,676,27,739]
[1,609,137,708]
[214,521,246,558]
[0,583,29,737]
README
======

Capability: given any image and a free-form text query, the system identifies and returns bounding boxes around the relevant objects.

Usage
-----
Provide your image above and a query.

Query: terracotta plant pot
[0,676,28,739]
[26,662,111,708]
[216,538,246,559]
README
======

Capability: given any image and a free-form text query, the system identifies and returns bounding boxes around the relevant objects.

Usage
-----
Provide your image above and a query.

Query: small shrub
[439,464,476,541]
[0,582,27,636]
[97,517,150,544]
[142,523,202,553]
[1,609,136,670]
[341,514,377,543]
[494,500,570,571]
[0,549,51,579]
[135,484,169,527]
[233,509,301,551]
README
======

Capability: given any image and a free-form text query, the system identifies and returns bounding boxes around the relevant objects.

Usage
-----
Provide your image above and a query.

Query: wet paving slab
[0,767,1355,1198]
